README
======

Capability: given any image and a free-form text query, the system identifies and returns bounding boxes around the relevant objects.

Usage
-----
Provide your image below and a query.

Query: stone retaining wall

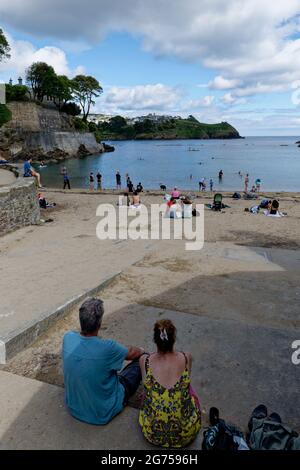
[0,177,40,236]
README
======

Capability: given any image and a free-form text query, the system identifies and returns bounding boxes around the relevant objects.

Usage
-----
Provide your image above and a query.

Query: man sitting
[23,158,42,188]
[62,298,144,425]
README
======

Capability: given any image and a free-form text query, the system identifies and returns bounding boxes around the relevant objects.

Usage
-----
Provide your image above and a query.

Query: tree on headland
[0,28,10,62]
[26,62,57,101]
[71,75,103,122]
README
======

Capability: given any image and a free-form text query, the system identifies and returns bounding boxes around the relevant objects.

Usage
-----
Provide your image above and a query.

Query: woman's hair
[154,319,177,353]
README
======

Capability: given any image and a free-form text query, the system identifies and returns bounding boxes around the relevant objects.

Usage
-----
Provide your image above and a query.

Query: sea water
[40,136,300,192]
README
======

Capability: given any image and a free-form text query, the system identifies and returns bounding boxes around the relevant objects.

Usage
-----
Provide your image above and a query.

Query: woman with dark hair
[139,319,201,448]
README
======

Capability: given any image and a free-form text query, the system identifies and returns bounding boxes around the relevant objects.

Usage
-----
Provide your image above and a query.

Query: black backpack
[202,420,239,451]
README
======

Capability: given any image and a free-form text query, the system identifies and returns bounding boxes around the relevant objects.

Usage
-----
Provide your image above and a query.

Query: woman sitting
[165,197,181,218]
[130,191,141,209]
[139,319,201,448]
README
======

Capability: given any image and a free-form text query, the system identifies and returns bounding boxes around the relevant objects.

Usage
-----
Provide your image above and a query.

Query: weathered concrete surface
[0,169,16,187]
[0,371,201,450]
[0,177,40,237]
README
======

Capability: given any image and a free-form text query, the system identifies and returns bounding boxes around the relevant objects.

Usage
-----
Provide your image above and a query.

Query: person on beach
[136,182,143,193]
[127,179,134,193]
[139,319,201,448]
[116,171,121,189]
[63,170,71,190]
[62,298,145,425]
[244,173,249,193]
[96,172,102,190]
[23,158,43,188]
[131,191,141,208]
[200,177,206,191]
[255,178,261,192]
[89,172,95,191]
[210,178,214,192]
[171,187,180,199]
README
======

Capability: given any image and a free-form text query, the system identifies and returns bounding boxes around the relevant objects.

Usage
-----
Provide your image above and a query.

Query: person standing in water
[209,178,213,192]
[63,167,71,190]
[244,173,249,193]
[89,172,95,191]
[96,172,102,190]
[116,171,121,190]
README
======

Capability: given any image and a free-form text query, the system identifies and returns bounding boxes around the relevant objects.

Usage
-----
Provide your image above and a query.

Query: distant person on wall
[116,171,121,190]
[244,173,249,193]
[96,172,102,190]
[62,298,145,425]
[23,158,43,188]
[89,172,95,191]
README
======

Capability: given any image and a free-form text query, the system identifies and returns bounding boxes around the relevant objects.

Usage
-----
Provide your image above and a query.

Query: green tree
[71,75,103,121]
[0,29,10,62]
[26,62,57,101]
[52,75,72,108]
[6,84,29,102]
[108,115,127,133]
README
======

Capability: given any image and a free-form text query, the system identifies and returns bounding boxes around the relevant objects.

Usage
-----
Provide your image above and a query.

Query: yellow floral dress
[139,353,201,448]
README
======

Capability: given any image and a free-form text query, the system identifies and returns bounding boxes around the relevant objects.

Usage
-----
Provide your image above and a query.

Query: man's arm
[126,346,145,361]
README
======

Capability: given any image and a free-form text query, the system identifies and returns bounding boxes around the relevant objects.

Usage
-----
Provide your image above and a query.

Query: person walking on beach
[62,298,145,425]
[96,172,102,190]
[89,172,95,191]
[244,173,249,193]
[116,171,121,189]
[63,168,71,190]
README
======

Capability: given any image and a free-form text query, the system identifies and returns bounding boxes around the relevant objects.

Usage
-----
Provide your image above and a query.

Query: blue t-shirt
[23,161,32,177]
[62,331,128,425]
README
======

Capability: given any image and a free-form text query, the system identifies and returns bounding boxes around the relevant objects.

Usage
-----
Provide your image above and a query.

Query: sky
[1,0,300,135]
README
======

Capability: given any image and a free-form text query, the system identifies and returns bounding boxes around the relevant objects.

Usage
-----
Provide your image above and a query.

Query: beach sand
[1,189,300,435]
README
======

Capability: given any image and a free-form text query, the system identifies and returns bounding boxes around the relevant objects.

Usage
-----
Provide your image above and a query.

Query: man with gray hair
[62,298,144,425]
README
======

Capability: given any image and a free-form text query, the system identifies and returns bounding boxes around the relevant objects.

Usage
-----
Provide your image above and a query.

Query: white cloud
[209,76,241,90]
[102,84,182,113]
[1,0,300,103]
[0,32,84,79]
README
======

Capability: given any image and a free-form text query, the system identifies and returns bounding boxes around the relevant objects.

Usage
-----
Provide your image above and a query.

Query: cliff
[0,102,104,162]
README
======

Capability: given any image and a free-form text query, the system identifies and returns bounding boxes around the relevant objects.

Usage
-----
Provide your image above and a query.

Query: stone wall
[5,102,74,133]
[0,176,40,236]
[2,102,104,159]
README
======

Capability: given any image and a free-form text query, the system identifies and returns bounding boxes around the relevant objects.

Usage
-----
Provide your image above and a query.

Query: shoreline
[43,187,300,199]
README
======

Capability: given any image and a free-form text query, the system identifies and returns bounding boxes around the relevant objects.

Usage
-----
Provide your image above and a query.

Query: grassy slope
[99,119,241,140]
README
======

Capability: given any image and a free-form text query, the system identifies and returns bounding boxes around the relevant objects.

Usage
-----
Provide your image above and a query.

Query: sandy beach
[1,188,299,437]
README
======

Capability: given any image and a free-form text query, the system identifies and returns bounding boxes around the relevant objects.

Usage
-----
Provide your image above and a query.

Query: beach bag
[232,192,241,199]
[202,420,248,451]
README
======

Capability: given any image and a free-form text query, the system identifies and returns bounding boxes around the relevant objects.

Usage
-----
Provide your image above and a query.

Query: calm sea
[40,136,300,192]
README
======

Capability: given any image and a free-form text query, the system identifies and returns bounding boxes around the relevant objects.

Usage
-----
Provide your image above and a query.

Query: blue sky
[1,0,300,136]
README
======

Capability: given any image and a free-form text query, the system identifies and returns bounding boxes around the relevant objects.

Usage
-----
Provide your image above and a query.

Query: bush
[88,121,98,132]
[5,84,29,102]
[0,104,12,127]
[61,101,81,116]
[73,117,89,131]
